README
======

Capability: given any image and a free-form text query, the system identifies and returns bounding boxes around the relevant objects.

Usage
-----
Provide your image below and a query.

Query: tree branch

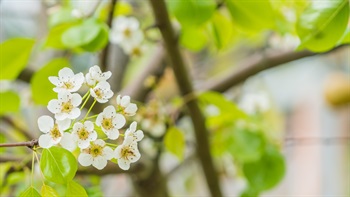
[148,0,223,196]
[0,139,38,149]
[100,0,118,72]
[202,45,349,92]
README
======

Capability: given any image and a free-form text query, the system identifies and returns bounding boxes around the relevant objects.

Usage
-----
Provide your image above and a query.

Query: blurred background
[1,0,349,196]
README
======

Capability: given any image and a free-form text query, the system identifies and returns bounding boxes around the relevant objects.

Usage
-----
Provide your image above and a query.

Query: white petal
[103,105,116,117]
[153,123,166,137]
[85,74,96,86]
[90,88,98,99]
[55,113,67,121]
[104,90,114,100]
[116,95,121,105]
[78,153,93,166]
[100,71,111,81]
[120,96,130,107]
[58,91,71,102]
[96,113,103,126]
[71,93,82,106]
[94,139,105,146]
[129,121,137,133]
[103,146,114,160]
[78,140,90,149]
[73,122,84,132]
[113,114,126,129]
[57,118,71,131]
[47,99,60,113]
[125,104,137,116]
[96,81,110,89]
[107,129,119,140]
[128,149,141,163]
[60,133,76,151]
[114,146,122,158]
[39,134,54,148]
[135,130,144,141]
[38,116,54,133]
[128,17,140,29]
[48,76,59,86]
[96,97,108,103]
[58,67,74,79]
[68,108,81,119]
[84,121,94,131]
[92,156,107,170]
[118,158,130,170]
[88,131,97,141]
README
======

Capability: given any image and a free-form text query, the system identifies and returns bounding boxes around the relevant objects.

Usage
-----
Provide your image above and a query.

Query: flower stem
[31,151,35,186]
[106,143,118,147]
[81,91,90,101]
[80,92,91,111]
[85,114,98,120]
[84,99,97,120]
[34,151,45,185]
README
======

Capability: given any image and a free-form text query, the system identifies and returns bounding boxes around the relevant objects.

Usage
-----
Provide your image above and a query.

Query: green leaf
[167,0,216,27]
[80,22,109,52]
[209,13,233,50]
[296,0,349,52]
[66,180,88,197]
[338,27,350,44]
[0,38,35,80]
[243,145,286,191]
[31,58,69,105]
[180,27,207,51]
[44,23,77,49]
[41,185,59,197]
[49,8,77,28]
[225,0,275,32]
[0,91,20,115]
[228,127,265,162]
[164,127,185,160]
[61,19,102,49]
[40,146,78,184]
[240,187,259,197]
[19,187,41,197]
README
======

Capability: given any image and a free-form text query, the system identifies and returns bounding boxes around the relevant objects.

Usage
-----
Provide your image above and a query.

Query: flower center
[61,101,73,113]
[50,124,61,139]
[63,81,74,89]
[94,88,103,98]
[121,146,135,159]
[131,47,141,56]
[77,128,89,140]
[123,28,131,37]
[89,144,103,157]
[101,118,113,130]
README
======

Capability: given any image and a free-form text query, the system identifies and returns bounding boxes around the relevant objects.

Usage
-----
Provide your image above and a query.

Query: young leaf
[48,8,77,28]
[19,187,41,197]
[41,185,59,197]
[225,0,275,32]
[66,180,88,197]
[180,27,207,51]
[243,145,286,191]
[31,58,69,105]
[167,0,216,27]
[80,22,109,52]
[209,13,234,50]
[40,146,78,184]
[44,23,77,49]
[61,19,102,49]
[164,127,185,160]
[0,38,35,80]
[0,91,20,115]
[296,0,349,52]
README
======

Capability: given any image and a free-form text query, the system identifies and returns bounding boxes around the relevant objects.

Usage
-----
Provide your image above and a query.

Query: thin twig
[0,139,38,149]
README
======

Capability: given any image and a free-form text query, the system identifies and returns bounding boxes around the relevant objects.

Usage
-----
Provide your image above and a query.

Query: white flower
[114,140,141,170]
[47,91,82,120]
[110,16,143,46]
[71,9,84,18]
[72,121,97,149]
[239,92,270,115]
[96,106,126,140]
[123,43,144,57]
[85,65,112,87]
[125,121,144,143]
[90,81,114,103]
[60,132,77,152]
[49,67,84,93]
[116,95,137,116]
[37,115,70,148]
[141,119,166,137]
[78,139,114,170]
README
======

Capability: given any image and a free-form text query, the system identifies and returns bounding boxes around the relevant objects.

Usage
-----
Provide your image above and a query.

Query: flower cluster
[110,16,144,57]
[38,65,143,170]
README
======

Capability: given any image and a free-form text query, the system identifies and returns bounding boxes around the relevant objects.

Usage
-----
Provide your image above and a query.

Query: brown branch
[0,139,38,149]
[120,44,166,102]
[148,0,223,196]
[100,0,118,72]
[203,45,349,92]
